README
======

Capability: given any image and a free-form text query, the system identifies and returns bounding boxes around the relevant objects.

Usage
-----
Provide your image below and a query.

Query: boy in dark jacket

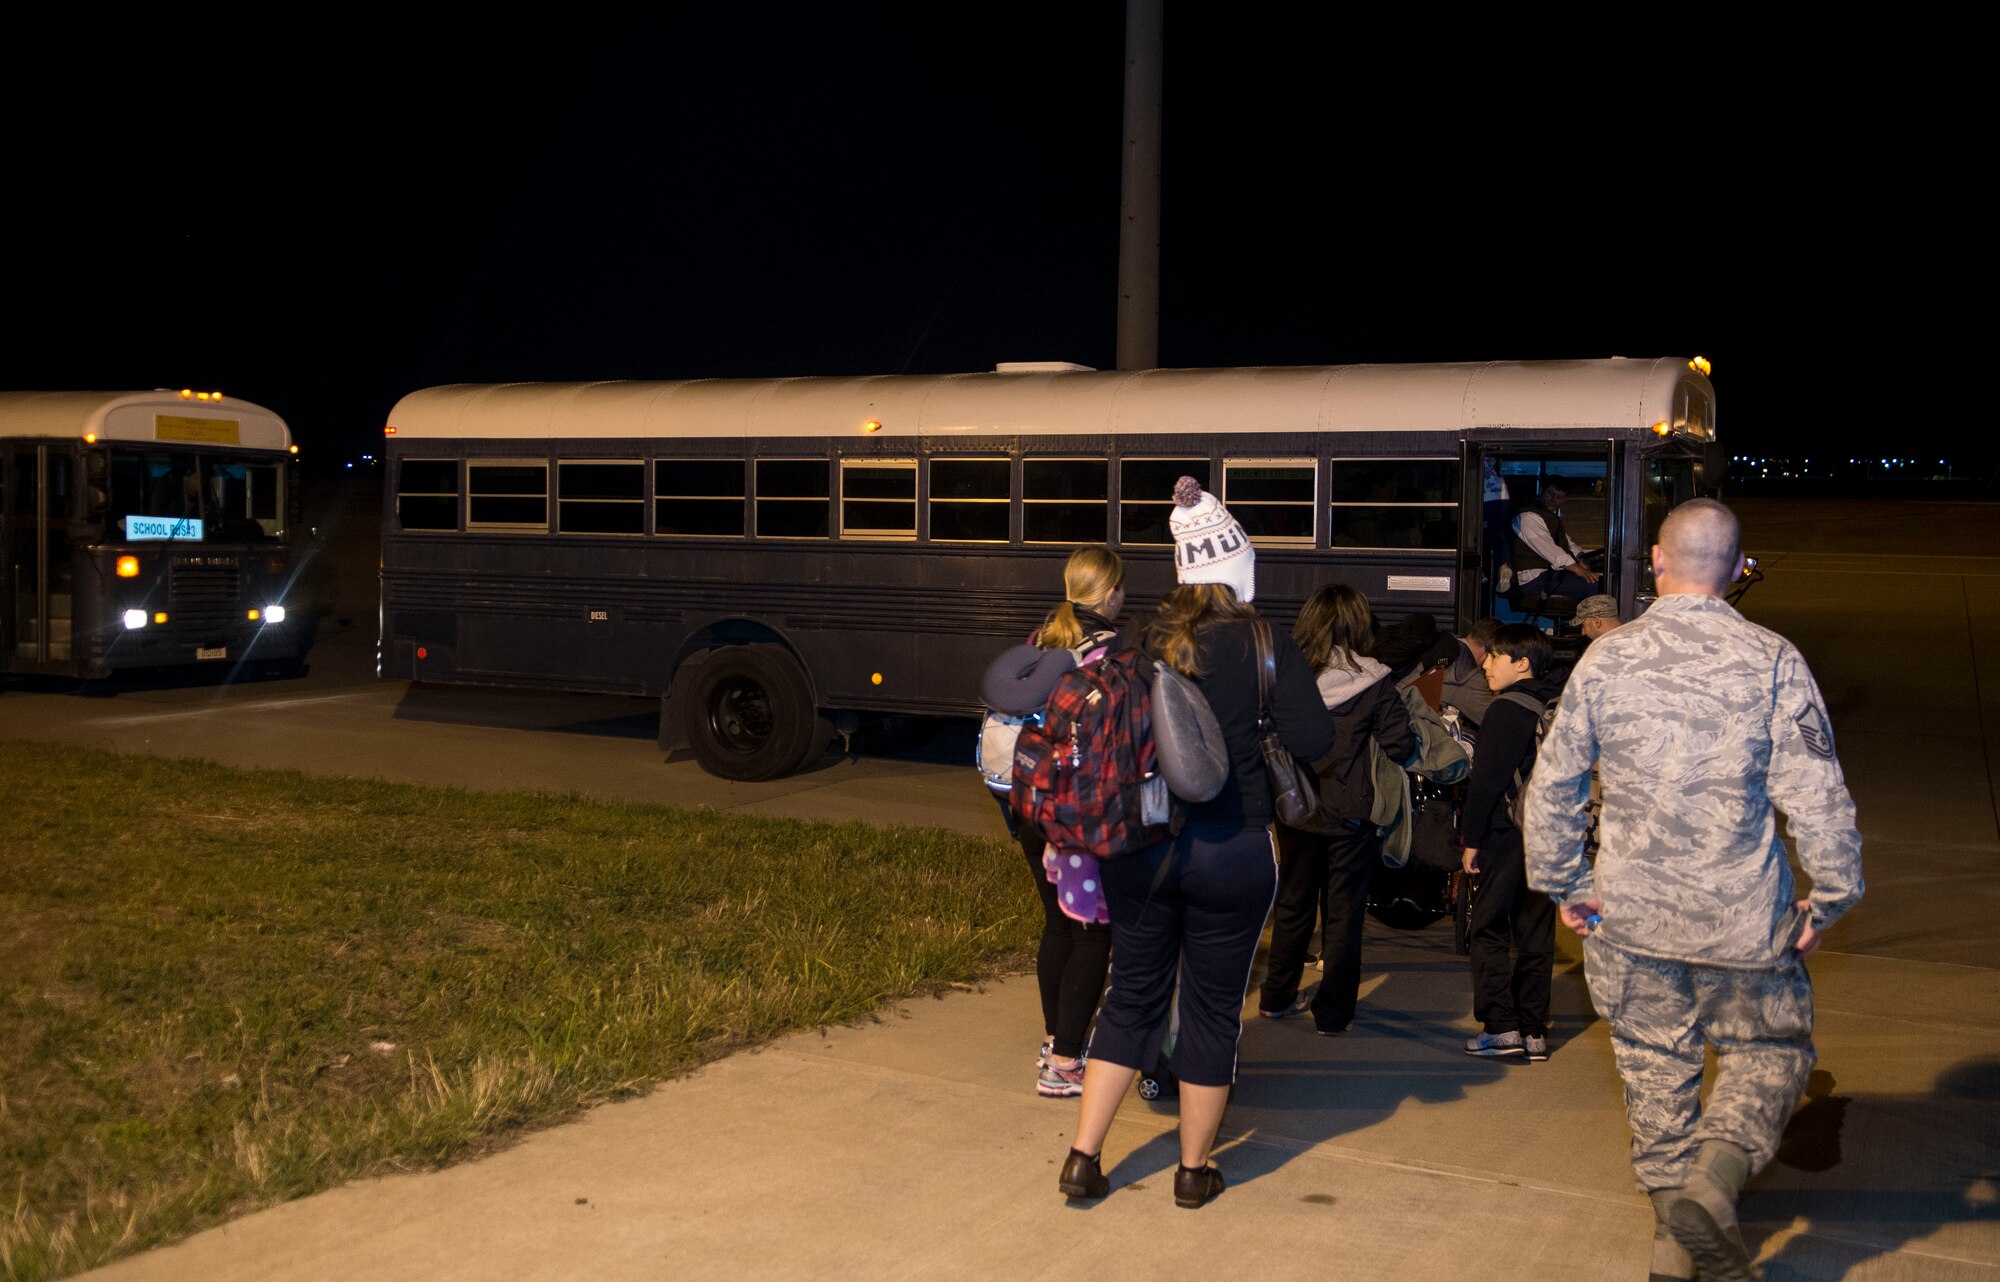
[1459,624,1564,1060]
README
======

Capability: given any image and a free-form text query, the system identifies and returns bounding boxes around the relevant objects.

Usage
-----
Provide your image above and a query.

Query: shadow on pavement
[392,685,661,740]
[1750,1056,2000,1280]
[1091,923,1541,1196]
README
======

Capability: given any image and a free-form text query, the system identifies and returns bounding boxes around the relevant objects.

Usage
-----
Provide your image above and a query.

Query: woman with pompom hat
[1058,477,1334,1209]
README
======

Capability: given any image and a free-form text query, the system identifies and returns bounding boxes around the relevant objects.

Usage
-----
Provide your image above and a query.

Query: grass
[0,739,1036,1281]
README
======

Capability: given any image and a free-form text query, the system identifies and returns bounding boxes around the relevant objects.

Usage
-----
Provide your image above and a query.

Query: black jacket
[1460,670,1567,848]
[1308,663,1418,822]
[1150,617,1334,828]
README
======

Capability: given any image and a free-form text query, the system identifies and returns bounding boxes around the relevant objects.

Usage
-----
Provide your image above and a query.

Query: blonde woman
[1019,546,1124,1098]
[1058,481,1332,1209]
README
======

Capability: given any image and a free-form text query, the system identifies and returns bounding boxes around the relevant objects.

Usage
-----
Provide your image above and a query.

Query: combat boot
[1646,1189,1695,1281]
[1666,1140,1759,1281]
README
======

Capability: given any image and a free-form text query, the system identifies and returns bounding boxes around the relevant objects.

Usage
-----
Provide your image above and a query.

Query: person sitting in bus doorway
[1573,594,1623,644]
[1512,479,1599,601]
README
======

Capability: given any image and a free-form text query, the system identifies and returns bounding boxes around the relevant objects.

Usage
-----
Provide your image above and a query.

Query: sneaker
[1037,1055,1086,1097]
[1037,1035,1054,1069]
[1464,1030,1525,1057]
[1258,995,1309,1019]
[1523,1034,1549,1061]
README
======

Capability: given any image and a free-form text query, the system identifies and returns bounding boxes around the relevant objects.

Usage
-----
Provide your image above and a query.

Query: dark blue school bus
[377,358,1719,779]
[1,391,307,679]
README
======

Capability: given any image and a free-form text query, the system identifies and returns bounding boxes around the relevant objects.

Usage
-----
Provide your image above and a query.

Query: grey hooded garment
[1523,594,1864,968]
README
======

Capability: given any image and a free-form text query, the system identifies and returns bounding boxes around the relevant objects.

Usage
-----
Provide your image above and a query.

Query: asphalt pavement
[8,496,1994,1281]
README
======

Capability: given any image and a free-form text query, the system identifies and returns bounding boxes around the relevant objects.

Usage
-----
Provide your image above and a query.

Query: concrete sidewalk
[79,924,2000,1281]
[49,501,2000,1279]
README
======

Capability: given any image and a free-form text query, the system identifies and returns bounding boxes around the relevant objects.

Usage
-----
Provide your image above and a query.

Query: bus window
[1328,458,1457,549]
[928,458,1009,542]
[105,448,284,542]
[1024,459,1107,544]
[656,459,745,537]
[840,460,916,540]
[557,461,645,535]
[1119,458,1209,544]
[1225,460,1314,546]
[397,459,461,531]
[755,459,830,539]
[1642,454,1698,593]
[206,458,279,539]
[467,461,549,531]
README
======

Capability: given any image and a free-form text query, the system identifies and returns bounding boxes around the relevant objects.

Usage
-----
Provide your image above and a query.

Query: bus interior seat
[1511,586,1578,632]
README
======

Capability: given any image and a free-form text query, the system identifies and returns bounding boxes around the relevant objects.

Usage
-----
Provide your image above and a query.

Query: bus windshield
[104,448,286,543]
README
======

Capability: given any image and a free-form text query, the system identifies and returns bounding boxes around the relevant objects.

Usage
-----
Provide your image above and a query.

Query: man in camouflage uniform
[1524,499,1863,1282]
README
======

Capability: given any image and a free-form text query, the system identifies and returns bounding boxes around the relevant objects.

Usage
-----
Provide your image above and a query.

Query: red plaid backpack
[1009,648,1175,859]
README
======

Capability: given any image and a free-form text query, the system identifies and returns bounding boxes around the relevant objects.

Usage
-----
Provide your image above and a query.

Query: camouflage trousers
[1583,934,1815,1192]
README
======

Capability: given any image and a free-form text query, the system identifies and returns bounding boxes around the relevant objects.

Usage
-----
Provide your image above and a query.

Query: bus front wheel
[683,645,822,781]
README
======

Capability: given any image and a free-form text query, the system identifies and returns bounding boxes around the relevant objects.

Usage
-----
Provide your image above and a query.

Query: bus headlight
[264,605,286,623]
[123,609,147,630]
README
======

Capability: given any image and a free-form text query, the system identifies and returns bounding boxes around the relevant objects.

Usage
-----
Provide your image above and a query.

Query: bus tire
[683,645,819,781]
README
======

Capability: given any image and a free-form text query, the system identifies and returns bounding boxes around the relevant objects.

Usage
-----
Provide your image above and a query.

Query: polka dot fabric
[1044,848,1109,925]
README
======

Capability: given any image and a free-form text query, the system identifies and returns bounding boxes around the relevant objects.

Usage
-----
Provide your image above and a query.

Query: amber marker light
[153,612,168,625]
[1651,422,1672,436]
[1689,355,1712,376]
[289,444,299,454]
[247,609,260,621]
[871,672,883,685]
[84,433,97,444]
[116,556,139,577]
[862,420,882,433]
[180,389,193,399]
[384,425,398,435]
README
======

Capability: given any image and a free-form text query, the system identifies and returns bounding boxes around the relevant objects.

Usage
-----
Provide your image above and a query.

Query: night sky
[3,11,1928,466]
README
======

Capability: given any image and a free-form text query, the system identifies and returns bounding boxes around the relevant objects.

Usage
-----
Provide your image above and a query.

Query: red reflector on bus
[416,646,428,660]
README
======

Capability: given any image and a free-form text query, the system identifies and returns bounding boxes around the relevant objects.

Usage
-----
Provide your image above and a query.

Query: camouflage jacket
[1523,594,1863,968]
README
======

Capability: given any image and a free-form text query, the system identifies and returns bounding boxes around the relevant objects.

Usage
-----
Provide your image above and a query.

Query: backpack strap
[1497,690,1554,822]
[1069,628,1119,665]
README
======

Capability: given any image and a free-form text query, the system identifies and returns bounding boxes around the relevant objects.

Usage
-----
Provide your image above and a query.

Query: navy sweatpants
[1088,822,1278,1088]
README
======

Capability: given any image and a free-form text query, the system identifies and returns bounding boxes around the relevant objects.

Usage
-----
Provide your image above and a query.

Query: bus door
[1638,443,1702,607]
[4,444,76,670]
[1459,440,1623,625]
[7,445,45,665]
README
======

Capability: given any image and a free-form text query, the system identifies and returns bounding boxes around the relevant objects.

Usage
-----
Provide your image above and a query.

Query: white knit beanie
[1169,476,1255,603]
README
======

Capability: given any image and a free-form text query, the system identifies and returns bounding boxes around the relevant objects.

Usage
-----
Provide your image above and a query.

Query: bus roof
[386,358,1713,442]
[0,391,292,451]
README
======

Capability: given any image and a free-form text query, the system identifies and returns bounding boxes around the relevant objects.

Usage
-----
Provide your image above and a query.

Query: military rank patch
[1795,703,1836,759]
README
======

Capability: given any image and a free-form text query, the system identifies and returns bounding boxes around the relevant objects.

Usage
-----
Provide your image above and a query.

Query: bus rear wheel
[683,645,824,781]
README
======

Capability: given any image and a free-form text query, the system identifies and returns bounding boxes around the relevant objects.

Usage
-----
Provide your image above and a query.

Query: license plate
[196,646,228,661]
